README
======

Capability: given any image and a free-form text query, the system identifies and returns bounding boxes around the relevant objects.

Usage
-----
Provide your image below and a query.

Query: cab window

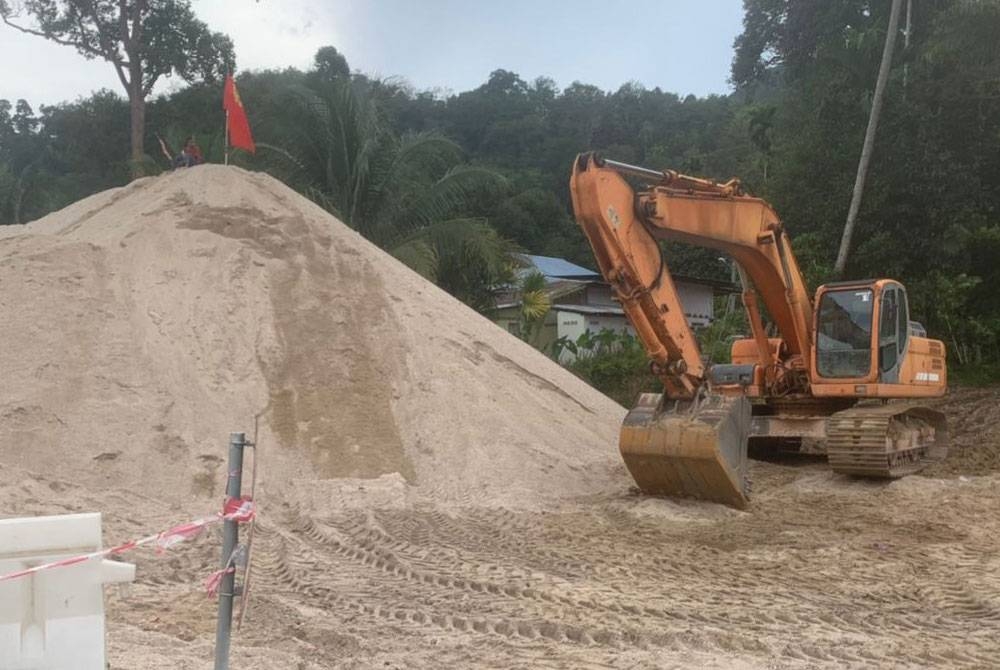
[879,288,898,372]
[897,288,909,355]
[817,289,873,378]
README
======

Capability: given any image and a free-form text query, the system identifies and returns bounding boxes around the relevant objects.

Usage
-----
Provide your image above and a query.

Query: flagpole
[224,108,230,166]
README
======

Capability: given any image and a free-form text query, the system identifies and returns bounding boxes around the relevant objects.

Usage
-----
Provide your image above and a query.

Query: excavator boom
[570,153,786,506]
[570,153,814,393]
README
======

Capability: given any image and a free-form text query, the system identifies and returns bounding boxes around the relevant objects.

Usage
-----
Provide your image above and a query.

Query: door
[878,284,907,383]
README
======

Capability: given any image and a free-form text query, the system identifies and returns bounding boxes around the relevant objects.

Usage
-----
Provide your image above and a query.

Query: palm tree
[260,76,513,310]
[515,271,552,344]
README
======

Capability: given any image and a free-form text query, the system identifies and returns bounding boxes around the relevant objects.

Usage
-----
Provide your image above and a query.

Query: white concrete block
[0,513,135,670]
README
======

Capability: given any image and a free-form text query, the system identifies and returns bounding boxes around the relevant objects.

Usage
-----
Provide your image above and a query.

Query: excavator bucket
[620,393,752,508]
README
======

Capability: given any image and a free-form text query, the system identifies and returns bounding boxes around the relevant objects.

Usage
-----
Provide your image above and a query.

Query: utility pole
[214,432,248,670]
[903,0,913,91]
[833,0,904,278]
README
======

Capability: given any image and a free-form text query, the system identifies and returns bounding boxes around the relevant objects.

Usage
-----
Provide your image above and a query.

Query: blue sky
[0,0,744,106]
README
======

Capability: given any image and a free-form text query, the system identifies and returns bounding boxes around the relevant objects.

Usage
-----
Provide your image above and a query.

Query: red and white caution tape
[203,543,243,598]
[222,496,255,524]
[0,499,256,584]
[203,567,236,597]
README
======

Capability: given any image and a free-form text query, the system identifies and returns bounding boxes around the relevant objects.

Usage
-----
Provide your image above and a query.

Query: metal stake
[214,432,246,670]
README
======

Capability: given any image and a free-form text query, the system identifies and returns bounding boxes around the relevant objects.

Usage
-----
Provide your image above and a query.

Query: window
[897,288,909,355]
[879,288,898,372]
[817,289,874,378]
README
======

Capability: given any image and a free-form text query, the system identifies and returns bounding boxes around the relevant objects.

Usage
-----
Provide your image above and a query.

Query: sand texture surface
[1,167,999,668]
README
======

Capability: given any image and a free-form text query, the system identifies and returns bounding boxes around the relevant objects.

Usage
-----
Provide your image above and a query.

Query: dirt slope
[0,165,628,512]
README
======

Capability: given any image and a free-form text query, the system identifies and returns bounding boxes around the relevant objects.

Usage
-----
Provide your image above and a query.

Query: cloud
[192,0,343,74]
[0,0,346,105]
[0,0,741,107]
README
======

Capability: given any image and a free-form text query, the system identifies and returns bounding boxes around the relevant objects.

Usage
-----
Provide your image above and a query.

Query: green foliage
[0,95,132,224]
[908,272,999,367]
[311,46,350,82]
[950,363,1000,388]
[2,2,1000,382]
[731,0,1000,375]
[394,218,515,313]
[698,307,750,365]
[255,69,513,312]
[0,0,234,166]
[506,271,551,343]
[490,188,588,263]
[554,330,659,406]
[0,1,234,95]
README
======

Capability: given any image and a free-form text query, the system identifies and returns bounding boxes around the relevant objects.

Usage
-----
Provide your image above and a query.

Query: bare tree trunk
[833,0,904,278]
[129,93,145,170]
[13,170,26,225]
[903,0,913,90]
[128,45,146,179]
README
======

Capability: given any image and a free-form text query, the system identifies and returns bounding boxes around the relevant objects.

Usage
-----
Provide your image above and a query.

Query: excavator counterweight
[570,153,948,507]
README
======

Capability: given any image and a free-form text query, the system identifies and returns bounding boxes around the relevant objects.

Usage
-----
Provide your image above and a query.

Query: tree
[312,46,349,82]
[265,74,513,311]
[512,271,551,344]
[0,99,51,224]
[834,0,903,277]
[0,0,234,174]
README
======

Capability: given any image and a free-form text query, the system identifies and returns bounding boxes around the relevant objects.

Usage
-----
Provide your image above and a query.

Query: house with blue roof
[494,253,734,361]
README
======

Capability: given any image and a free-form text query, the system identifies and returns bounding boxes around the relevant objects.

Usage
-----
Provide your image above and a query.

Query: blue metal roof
[518,254,599,280]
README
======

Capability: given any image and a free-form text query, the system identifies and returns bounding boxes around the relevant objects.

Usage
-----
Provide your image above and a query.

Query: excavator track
[826,403,948,478]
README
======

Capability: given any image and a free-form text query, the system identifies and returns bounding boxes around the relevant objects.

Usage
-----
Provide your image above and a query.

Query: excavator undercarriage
[619,394,948,508]
[825,403,948,478]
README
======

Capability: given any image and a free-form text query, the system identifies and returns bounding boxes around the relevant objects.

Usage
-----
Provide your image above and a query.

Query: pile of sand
[0,166,628,511]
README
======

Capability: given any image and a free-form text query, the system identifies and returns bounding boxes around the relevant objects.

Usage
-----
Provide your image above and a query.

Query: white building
[495,254,732,362]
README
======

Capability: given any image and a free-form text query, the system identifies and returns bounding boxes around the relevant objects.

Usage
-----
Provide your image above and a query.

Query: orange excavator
[570,153,948,508]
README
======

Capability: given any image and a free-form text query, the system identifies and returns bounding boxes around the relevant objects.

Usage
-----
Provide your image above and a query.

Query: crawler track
[827,403,948,477]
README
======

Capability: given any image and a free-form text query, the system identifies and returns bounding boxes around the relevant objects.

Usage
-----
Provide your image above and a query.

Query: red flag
[223,74,255,154]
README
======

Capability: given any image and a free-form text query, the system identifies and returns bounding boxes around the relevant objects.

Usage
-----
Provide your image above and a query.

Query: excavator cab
[814,281,880,379]
[811,279,946,394]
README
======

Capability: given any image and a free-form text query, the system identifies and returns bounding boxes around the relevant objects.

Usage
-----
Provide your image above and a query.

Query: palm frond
[396,166,509,233]
[391,218,515,311]
[390,237,439,280]
[388,132,464,183]
[520,271,548,294]
[518,271,552,332]
[520,288,551,321]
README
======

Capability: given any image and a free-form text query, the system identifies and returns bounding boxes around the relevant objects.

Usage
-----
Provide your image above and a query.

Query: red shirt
[186,144,204,165]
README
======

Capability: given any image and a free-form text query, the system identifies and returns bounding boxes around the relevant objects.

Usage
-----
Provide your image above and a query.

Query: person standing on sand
[172,136,204,168]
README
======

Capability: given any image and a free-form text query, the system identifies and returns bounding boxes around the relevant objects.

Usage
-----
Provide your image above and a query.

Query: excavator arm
[570,153,814,399]
[569,153,821,507]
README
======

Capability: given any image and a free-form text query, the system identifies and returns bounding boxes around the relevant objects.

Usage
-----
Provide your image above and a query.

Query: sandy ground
[140,386,1000,670]
[1,168,998,668]
[5,389,996,670]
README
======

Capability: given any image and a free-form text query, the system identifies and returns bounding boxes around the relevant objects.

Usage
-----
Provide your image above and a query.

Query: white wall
[554,280,718,362]
[676,281,714,327]
[584,284,616,307]
[555,311,635,363]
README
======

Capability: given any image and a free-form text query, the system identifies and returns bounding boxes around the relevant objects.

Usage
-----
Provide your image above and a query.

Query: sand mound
[0,166,628,510]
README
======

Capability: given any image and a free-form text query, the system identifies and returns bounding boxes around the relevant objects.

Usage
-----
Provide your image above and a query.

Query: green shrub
[553,330,659,407]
